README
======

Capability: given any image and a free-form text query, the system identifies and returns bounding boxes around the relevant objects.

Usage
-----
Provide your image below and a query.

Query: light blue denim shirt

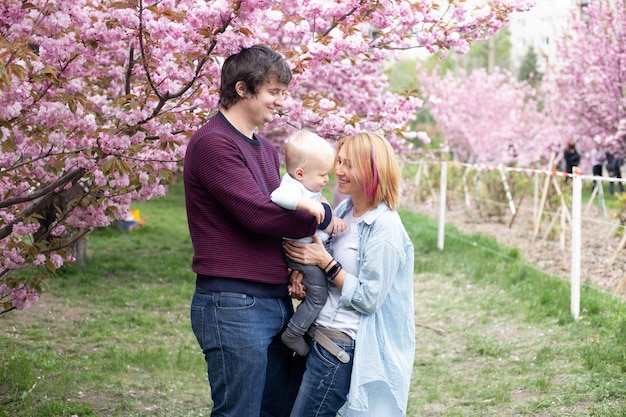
[331,199,416,416]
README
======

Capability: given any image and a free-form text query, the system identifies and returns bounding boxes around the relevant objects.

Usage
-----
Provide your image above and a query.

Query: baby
[271,129,346,356]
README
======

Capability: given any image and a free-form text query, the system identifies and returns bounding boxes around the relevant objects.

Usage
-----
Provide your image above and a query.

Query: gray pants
[286,258,328,335]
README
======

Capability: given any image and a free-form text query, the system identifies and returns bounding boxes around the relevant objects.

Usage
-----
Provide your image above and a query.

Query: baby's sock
[281,327,310,356]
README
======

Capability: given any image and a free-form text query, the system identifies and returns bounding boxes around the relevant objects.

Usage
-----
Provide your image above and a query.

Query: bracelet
[326,261,342,281]
[323,259,334,272]
[330,266,343,281]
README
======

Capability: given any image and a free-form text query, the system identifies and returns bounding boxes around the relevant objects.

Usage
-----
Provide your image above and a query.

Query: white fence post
[571,168,582,320]
[438,161,448,250]
[498,164,516,215]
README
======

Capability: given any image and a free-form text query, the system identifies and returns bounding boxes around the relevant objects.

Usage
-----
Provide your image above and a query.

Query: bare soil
[404,194,626,301]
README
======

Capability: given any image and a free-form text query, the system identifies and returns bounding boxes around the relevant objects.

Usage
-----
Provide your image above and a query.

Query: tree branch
[0,168,86,240]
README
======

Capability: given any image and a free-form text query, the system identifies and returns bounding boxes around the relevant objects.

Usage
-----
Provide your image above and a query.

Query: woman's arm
[283,234,349,291]
[339,238,403,314]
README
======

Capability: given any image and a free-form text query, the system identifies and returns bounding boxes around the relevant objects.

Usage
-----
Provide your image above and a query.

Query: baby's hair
[284,130,335,174]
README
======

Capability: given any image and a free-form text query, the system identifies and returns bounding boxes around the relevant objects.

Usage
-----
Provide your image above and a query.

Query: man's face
[243,78,287,127]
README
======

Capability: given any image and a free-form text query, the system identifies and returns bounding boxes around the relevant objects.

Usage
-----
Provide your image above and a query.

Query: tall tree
[423,27,512,76]
[420,67,561,166]
[0,0,534,313]
[544,0,626,156]
[461,27,512,72]
[517,45,543,87]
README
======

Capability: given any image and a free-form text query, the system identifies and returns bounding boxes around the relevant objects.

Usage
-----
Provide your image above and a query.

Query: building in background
[507,0,588,71]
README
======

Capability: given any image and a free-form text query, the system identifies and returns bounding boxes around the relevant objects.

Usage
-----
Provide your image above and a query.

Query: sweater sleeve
[187,127,317,239]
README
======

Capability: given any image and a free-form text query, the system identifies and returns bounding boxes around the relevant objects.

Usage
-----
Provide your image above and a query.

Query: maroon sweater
[184,113,319,296]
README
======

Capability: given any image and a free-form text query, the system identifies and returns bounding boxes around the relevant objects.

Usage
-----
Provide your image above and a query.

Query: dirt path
[404,196,626,301]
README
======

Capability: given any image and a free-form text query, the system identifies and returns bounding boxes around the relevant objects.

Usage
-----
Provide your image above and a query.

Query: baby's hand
[329,216,347,234]
[300,200,326,223]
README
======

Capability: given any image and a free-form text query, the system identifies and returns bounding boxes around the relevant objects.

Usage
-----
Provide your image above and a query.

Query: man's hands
[287,269,306,300]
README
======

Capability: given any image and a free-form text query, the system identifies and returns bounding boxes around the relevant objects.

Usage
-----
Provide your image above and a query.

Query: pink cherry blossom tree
[543,0,626,156]
[420,66,562,166]
[0,0,534,314]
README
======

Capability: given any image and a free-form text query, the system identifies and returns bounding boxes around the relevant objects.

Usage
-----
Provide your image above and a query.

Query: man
[184,44,331,416]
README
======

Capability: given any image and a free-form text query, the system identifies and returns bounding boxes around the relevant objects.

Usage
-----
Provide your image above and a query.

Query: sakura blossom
[0,0,534,313]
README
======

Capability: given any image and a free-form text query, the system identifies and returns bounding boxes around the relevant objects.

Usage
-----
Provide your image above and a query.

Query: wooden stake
[462,166,472,208]
[609,231,626,266]
[542,206,561,242]
[533,154,555,241]
[551,177,572,224]
[508,175,532,229]
[499,164,516,215]
[584,185,598,216]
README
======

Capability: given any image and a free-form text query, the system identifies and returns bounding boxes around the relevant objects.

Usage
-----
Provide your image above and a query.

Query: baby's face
[300,156,333,192]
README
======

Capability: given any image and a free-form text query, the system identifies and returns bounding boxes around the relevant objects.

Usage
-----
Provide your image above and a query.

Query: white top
[591,148,606,166]
[270,173,328,242]
[315,209,361,338]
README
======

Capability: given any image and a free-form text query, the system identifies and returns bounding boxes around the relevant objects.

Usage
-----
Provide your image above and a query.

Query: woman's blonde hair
[336,132,401,210]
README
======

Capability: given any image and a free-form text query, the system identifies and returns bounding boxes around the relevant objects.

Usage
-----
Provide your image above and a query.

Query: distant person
[184,44,321,417]
[590,145,606,191]
[605,152,624,196]
[563,140,580,183]
[270,129,347,357]
[506,143,518,166]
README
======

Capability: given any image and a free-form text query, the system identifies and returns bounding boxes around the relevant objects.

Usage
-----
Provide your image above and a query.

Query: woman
[563,140,580,183]
[284,132,415,417]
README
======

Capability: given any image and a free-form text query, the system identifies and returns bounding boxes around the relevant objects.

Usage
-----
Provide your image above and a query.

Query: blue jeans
[290,336,355,417]
[190,289,304,417]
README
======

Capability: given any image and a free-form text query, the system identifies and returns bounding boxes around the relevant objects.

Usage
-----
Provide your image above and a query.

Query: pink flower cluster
[0,0,533,311]
[544,0,626,157]
[0,284,40,314]
[421,67,561,166]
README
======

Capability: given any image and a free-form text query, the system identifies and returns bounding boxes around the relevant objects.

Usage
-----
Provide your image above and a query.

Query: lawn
[1,180,626,416]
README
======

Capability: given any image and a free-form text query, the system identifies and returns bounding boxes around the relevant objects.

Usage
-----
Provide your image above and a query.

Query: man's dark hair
[219,44,292,109]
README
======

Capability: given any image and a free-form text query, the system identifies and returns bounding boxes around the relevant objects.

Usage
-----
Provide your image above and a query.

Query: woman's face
[334,145,362,198]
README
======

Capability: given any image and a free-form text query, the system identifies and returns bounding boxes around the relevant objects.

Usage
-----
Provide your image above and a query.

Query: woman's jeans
[290,336,355,417]
[191,288,304,417]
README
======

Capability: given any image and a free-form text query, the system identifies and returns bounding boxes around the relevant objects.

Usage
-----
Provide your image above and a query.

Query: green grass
[404,210,626,416]
[0,181,206,417]
[1,180,626,416]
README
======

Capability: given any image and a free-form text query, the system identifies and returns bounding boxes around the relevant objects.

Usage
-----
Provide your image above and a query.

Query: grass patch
[0,182,625,416]
[403,209,626,416]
